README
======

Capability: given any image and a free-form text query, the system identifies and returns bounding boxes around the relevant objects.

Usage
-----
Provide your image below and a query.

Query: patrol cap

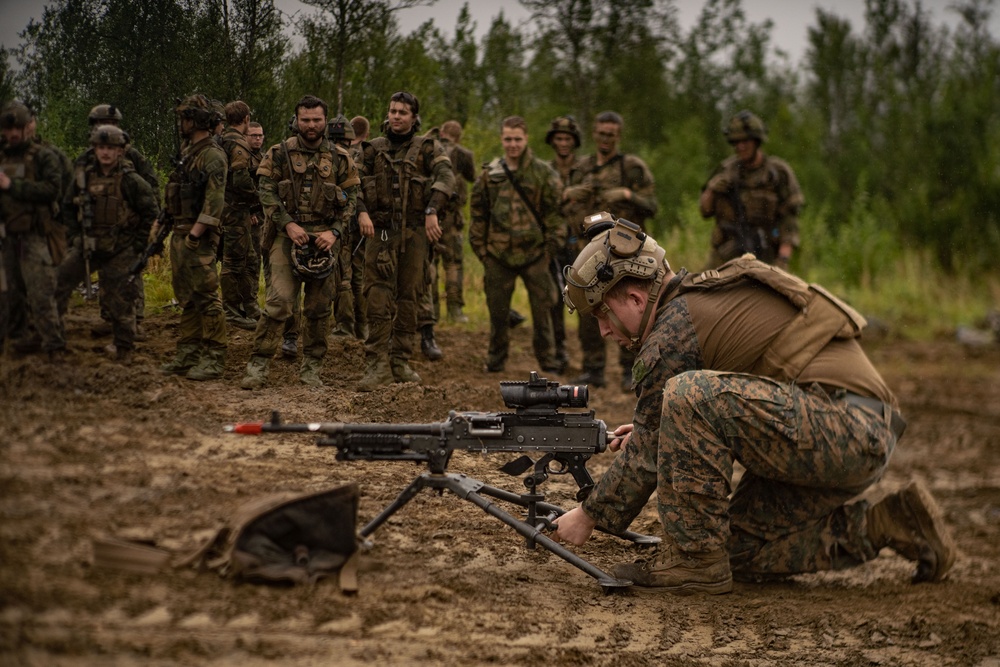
[545,116,581,147]
[563,212,670,317]
[1,100,33,129]
[724,110,767,144]
[90,124,128,146]
[88,104,123,125]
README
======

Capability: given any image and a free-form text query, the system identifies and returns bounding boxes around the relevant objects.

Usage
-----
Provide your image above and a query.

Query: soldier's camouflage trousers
[169,230,227,350]
[334,224,366,334]
[220,211,260,314]
[418,225,465,328]
[57,245,139,350]
[483,254,557,370]
[252,235,334,360]
[363,226,426,363]
[584,371,897,576]
[2,231,65,352]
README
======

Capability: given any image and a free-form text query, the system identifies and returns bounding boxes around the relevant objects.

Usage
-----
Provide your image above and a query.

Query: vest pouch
[164,182,182,216]
[406,174,427,213]
[277,179,294,212]
[94,194,122,229]
[374,156,393,212]
[320,182,344,217]
[362,175,376,211]
[179,182,198,219]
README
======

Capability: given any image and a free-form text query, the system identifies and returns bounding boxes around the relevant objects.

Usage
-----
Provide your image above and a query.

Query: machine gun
[226,372,659,591]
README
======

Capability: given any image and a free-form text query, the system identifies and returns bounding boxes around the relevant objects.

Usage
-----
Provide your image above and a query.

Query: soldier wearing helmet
[0,100,67,356]
[240,95,360,390]
[55,124,158,363]
[218,100,261,331]
[159,93,230,381]
[553,213,954,594]
[700,110,804,270]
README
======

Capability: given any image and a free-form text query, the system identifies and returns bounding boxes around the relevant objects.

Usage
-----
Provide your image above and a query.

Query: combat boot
[866,479,956,582]
[447,304,469,324]
[90,321,113,337]
[357,356,393,392]
[281,334,298,359]
[391,358,422,384]
[508,309,526,329]
[612,544,733,595]
[225,304,257,331]
[300,356,324,387]
[243,300,262,321]
[355,322,370,341]
[330,322,354,338]
[420,325,443,361]
[241,355,270,390]
[187,347,226,381]
[160,343,201,375]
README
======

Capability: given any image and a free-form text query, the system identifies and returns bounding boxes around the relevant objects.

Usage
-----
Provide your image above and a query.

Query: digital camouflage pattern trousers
[585,371,896,577]
[168,230,227,352]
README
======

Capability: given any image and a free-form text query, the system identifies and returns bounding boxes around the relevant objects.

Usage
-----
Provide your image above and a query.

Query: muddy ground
[1,298,999,667]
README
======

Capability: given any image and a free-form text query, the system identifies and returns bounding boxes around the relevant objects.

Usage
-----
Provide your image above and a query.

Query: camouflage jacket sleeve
[469,169,490,259]
[224,133,257,205]
[769,156,804,248]
[126,146,160,197]
[536,159,567,259]
[425,139,455,212]
[581,285,703,534]
[7,145,63,205]
[195,144,227,229]
[332,147,360,236]
[256,143,293,232]
[453,144,477,183]
[624,157,658,219]
[121,171,159,247]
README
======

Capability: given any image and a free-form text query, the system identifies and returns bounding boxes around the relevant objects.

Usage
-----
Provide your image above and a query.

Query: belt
[841,391,907,441]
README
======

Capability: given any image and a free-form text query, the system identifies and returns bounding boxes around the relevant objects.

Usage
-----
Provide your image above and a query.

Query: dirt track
[2,300,999,666]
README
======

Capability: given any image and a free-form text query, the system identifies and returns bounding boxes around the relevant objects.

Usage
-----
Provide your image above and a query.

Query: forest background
[2,0,998,337]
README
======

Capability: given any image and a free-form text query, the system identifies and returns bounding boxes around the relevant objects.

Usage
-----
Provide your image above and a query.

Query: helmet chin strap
[598,268,666,353]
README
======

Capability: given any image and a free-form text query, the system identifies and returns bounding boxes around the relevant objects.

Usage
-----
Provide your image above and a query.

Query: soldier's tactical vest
[275,137,355,226]
[164,144,212,223]
[82,163,140,254]
[369,135,447,229]
[590,153,651,226]
[676,255,868,383]
[713,156,784,230]
[0,142,56,234]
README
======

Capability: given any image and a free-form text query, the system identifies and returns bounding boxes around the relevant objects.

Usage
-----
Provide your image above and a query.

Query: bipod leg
[478,486,661,547]
[359,473,434,539]
[445,475,631,591]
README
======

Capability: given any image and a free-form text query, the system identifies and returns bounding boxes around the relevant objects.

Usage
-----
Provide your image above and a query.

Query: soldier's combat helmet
[0,100,33,129]
[88,104,123,126]
[291,238,337,281]
[327,114,355,142]
[563,212,670,351]
[724,110,767,144]
[90,124,128,146]
[545,115,581,148]
[175,94,215,130]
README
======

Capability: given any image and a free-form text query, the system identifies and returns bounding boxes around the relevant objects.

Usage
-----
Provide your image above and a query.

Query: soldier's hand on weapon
[313,229,338,251]
[707,173,732,193]
[425,211,442,243]
[358,211,374,238]
[608,423,634,452]
[602,187,631,203]
[551,506,597,546]
[285,221,309,246]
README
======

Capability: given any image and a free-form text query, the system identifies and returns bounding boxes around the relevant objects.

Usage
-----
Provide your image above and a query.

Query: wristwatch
[425,206,437,216]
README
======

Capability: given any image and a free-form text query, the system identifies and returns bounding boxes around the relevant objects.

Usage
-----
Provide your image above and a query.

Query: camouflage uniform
[418,130,476,327]
[470,148,566,371]
[219,126,260,325]
[549,151,586,368]
[702,153,803,266]
[163,133,228,373]
[359,129,454,385]
[0,107,67,354]
[57,152,158,354]
[581,259,905,578]
[244,135,358,384]
[334,138,375,339]
[569,150,657,385]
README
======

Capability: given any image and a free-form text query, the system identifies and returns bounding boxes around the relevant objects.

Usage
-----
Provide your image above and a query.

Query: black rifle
[226,372,659,591]
[73,166,97,299]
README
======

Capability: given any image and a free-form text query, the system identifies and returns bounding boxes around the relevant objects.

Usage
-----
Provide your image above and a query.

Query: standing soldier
[564,110,658,391]
[56,125,157,363]
[545,115,584,371]
[700,110,804,270]
[246,121,266,317]
[240,95,359,389]
[325,114,365,339]
[0,101,67,358]
[219,100,260,330]
[345,115,375,341]
[159,94,229,381]
[356,91,454,391]
[470,116,566,375]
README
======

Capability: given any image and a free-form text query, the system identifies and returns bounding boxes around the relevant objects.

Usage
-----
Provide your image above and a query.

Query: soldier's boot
[240,355,270,390]
[90,321,113,337]
[160,343,202,376]
[114,347,134,365]
[330,321,354,338]
[508,309,526,329]
[224,303,257,331]
[390,358,422,384]
[357,356,393,392]
[281,334,298,359]
[243,300,262,321]
[186,346,226,381]
[866,480,956,583]
[420,324,443,361]
[300,356,324,387]
[447,303,469,324]
[612,544,733,595]
[355,322,370,341]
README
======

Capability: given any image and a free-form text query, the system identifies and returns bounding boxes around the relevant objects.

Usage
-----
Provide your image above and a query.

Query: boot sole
[900,480,956,582]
